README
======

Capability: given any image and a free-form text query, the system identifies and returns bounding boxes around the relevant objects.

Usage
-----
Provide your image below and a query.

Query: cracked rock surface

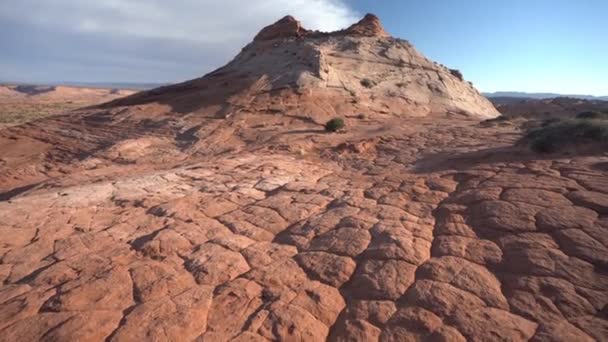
[1,14,607,342]
[2,116,607,341]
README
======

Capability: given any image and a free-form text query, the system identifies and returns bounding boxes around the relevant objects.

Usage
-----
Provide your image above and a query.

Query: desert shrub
[360,78,375,88]
[521,119,608,153]
[576,111,608,120]
[541,118,561,127]
[480,115,510,127]
[325,118,345,132]
[449,69,464,81]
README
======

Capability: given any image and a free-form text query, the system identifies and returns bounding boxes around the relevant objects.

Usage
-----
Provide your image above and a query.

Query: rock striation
[254,15,309,41]
[0,14,606,342]
[255,13,389,41]
[109,13,499,119]
[343,13,389,37]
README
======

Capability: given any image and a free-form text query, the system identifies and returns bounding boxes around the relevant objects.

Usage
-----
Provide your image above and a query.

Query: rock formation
[0,14,606,342]
[108,13,499,120]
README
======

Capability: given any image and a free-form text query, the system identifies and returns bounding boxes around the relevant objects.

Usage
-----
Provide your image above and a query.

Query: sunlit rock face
[4,14,606,342]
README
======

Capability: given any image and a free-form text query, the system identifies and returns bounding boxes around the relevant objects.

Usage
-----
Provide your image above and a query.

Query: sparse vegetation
[0,86,133,128]
[541,118,561,127]
[576,110,608,120]
[325,118,345,132]
[449,69,464,81]
[480,115,510,127]
[360,78,375,88]
[0,103,76,127]
[521,118,608,153]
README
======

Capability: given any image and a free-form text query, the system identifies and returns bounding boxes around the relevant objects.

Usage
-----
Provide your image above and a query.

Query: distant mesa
[485,91,608,102]
[13,84,56,96]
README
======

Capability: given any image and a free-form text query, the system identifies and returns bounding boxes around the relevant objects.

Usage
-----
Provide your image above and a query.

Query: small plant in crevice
[449,68,464,81]
[360,78,375,88]
[325,118,345,132]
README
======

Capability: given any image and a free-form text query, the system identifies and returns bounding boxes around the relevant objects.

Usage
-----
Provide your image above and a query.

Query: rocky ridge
[254,14,389,41]
[108,13,499,120]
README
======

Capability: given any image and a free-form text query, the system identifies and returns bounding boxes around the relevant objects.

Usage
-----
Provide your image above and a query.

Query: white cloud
[0,0,359,83]
[1,0,359,43]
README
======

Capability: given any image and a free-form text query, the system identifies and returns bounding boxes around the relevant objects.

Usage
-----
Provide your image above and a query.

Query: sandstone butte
[0,14,607,342]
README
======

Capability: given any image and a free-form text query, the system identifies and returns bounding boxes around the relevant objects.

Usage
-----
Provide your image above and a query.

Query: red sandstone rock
[344,13,389,37]
[0,12,606,342]
[253,15,308,41]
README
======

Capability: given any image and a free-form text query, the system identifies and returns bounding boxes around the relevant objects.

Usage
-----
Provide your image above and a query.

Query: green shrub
[325,118,345,132]
[576,111,608,120]
[521,119,608,153]
[360,78,375,88]
[449,69,464,81]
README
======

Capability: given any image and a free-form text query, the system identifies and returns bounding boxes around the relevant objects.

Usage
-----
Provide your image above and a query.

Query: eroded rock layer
[107,13,499,119]
[0,14,606,342]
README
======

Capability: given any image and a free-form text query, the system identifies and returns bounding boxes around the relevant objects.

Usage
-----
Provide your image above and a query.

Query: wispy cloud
[0,0,359,83]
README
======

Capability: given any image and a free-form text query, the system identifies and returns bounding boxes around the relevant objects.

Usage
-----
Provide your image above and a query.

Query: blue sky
[349,0,607,95]
[1,0,606,95]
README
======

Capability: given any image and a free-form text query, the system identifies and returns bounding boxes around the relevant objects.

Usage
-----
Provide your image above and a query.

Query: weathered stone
[295,252,356,287]
[186,243,250,286]
[0,12,607,342]
[348,259,416,300]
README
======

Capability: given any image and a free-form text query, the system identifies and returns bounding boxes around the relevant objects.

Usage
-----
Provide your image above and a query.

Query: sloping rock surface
[0,14,606,342]
[107,13,499,120]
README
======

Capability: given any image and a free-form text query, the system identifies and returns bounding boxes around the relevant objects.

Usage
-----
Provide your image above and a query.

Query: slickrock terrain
[1,14,607,341]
